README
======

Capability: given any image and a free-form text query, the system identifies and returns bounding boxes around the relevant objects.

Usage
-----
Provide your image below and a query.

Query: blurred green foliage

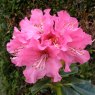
[0,0,95,95]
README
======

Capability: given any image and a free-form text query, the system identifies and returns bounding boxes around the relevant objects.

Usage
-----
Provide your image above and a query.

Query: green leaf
[62,86,80,95]
[31,78,50,95]
[60,64,78,77]
[71,80,95,95]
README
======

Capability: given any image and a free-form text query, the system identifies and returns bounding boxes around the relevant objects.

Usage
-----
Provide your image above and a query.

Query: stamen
[32,54,48,70]
[53,42,59,48]
[12,46,24,56]
[52,38,59,48]
[34,23,43,32]
[92,39,95,43]
[69,47,84,55]
[64,23,77,31]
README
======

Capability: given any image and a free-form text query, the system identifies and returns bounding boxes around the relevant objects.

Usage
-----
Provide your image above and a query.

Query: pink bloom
[19,17,40,39]
[54,10,78,33]
[53,10,92,72]
[30,9,54,33]
[6,9,92,83]
[11,39,62,83]
[62,28,92,72]
[19,9,54,40]
[23,56,62,83]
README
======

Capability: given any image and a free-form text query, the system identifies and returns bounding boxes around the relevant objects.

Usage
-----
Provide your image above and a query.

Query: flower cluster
[7,9,92,83]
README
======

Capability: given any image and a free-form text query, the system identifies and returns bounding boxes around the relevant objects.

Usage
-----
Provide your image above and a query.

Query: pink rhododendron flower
[6,9,92,83]
[11,39,62,83]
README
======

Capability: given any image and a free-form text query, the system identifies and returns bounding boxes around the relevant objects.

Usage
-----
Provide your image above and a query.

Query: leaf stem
[56,86,63,95]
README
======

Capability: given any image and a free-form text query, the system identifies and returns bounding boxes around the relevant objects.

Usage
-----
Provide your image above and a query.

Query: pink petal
[69,28,92,49]
[20,17,40,39]
[30,9,43,25]
[59,52,74,72]
[6,39,23,54]
[11,47,40,67]
[46,58,62,82]
[23,66,46,83]
[74,50,90,64]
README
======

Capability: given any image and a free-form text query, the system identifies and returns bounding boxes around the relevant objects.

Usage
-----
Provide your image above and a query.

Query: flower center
[32,54,48,70]
[45,34,59,48]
